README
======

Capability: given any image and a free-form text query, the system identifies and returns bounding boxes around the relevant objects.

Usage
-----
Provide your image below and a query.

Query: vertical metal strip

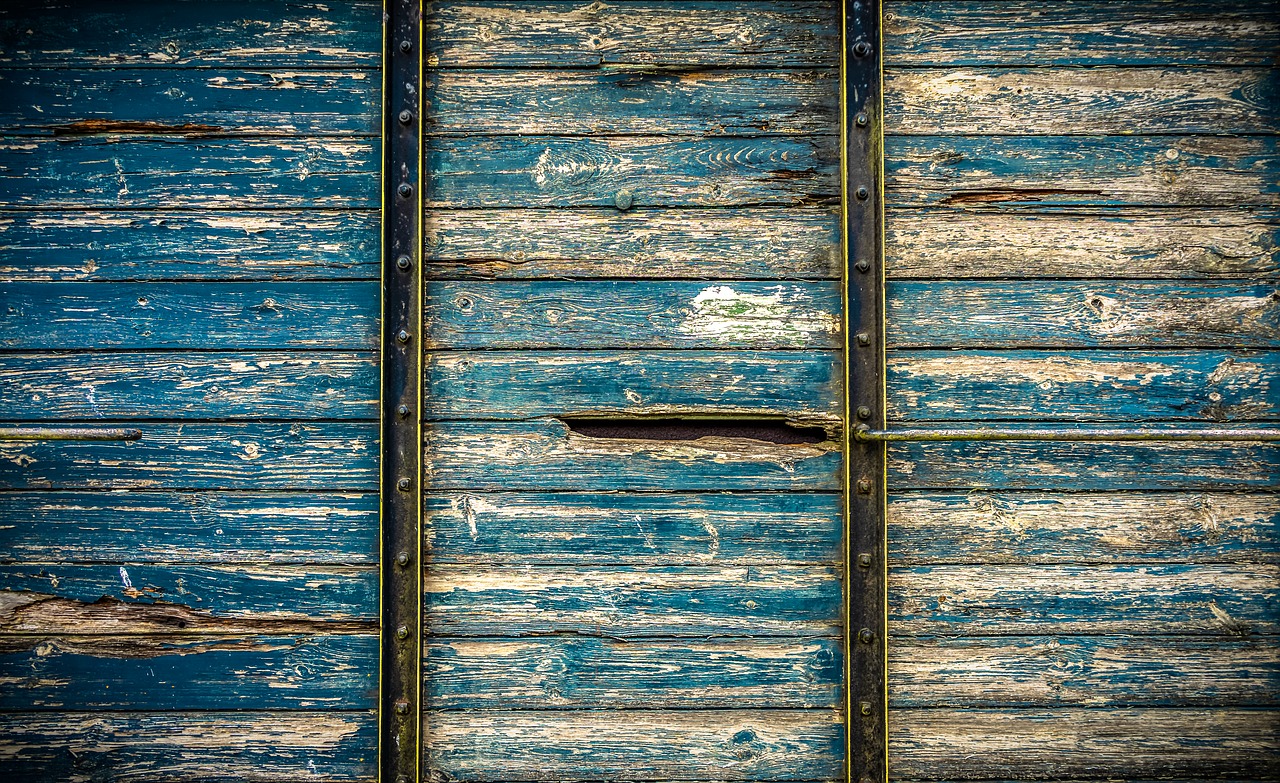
[843,0,887,780]
[379,0,422,780]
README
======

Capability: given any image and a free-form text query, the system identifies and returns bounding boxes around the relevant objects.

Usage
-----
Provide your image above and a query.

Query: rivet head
[856,332,871,346]
[855,186,870,201]
[614,189,633,210]
[396,624,410,640]
[394,699,410,715]
[857,477,873,494]
[398,183,413,198]
[396,254,411,271]
[854,41,872,57]
[398,109,413,124]
[855,112,869,127]
[399,40,412,53]
[397,477,411,492]
[856,406,871,420]
[397,329,411,343]
[397,404,410,418]
[858,627,875,644]
[857,553,873,568]
[855,259,871,273]
[860,701,873,716]
[396,551,410,567]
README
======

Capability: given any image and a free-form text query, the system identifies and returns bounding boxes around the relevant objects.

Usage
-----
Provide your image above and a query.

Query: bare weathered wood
[885,207,1279,279]
[887,491,1279,565]
[889,708,1279,779]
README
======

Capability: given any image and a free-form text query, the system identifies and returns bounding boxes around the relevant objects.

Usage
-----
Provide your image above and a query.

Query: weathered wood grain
[0,352,378,420]
[423,420,840,492]
[0,69,378,135]
[888,350,1278,421]
[426,1,839,68]
[890,564,1278,636]
[887,491,1279,565]
[886,67,1279,135]
[425,564,841,637]
[885,207,1279,279]
[424,281,841,350]
[888,439,1279,490]
[427,69,837,136]
[0,711,375,780]
[0,0,381,68]
[889,708,1278,779]
[0,492,377,564]
[425,136,838,208]
[884,136,1279,207]
[886,282,1279,348]
[423,709,843,780]
[883,0,1280,66]
[426,636,841,709]
[0,282,378,350]
[0,210,379,282]
[0,633,376,710]
[425,351,841,420]
[423,207,841,279]
[424,492,841,565]
[889,636,1279,708]
[0,138,377,208]
[0,423,377,490]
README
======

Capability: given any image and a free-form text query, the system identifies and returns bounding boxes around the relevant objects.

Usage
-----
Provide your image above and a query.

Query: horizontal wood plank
[423,419,841,491]
[0,422,377,490]
[426,1,839,68]
[889,708,1278,779]
[425,136,838,208]
[890,564,1279,636]
[883,0,1280,66]
[0,282,378,350]
[888,491,1279,565]
[885,207,1279,279]
[0,711,375,780]
[887,349,1279,421]
[886,281,1280,348]
[425,565,841,637]
[886,67,1279,135]
[426,637,841,709]
[424,709,843,781]
[0,138,377,208]
[0,492,377,564]
[425,492,841,565]
[885,136,1278,207]
[0,633,376,710]
[889,636,1279,708]
[0,69,378,135]
[424,281,842,349]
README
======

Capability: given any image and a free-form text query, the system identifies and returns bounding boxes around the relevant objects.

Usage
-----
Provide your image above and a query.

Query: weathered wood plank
[883,0,1280,66]
[886,67,1279,135]
[885,207,1279,279]
[0,423,377,490]
[887,491,1279,565]
[889,636,1279,708]
[426,1,839,68]
[0,138,377,208]
[426,637,841,709]
[0,210,378,282]
[889,708,1278,779]
[0,492,377,564]
[0,633,377,710]
[425,492,841,565]
[424,709,843,781]
[886,282,1279,348]
[0,565,377,621]
[0,352,378,420]
[890,564,1279,636]
[424,281,841,349]
[427,69,837,135]
[0,282,378,350]
[884,136,1279,207]
[0,0,381,68]
[0,69,378,135]
[425,136,838,208]
[425,351,841,420]
[0,711,376,780]
[888,439,1279,490]
[423,207,841,280]
[423,420,841,492]
[888,350,1278,421]
[425,565,841,637]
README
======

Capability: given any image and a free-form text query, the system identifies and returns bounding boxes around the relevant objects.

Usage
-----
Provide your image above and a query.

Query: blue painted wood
[0,282,378,350]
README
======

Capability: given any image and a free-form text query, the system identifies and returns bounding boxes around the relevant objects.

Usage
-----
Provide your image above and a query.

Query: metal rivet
[855,187,870,200]
[397,404,410,418]
[396,776,410,783]
[397,329,411,343]
[398,183,413,198]
[857,406,871,420]
[614,189,633,210]
[396,624,410,640]
[857,477,873,494]
[399,40,412,54]
[394,699,410,715]
[397,477,411,492]
[396,551,410,567]
[855,112,869,127]
[856,332,871,346]
[396,254,411,271]
[854,41,872,57]
[399,109,413,124]
[857,553,873,568]
[858,627,875,644]
[860,701,873,716]
[855,259,871,273]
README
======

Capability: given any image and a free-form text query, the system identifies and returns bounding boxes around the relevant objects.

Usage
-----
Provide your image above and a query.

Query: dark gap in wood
[49,120,225,137]
[560,417,827,444]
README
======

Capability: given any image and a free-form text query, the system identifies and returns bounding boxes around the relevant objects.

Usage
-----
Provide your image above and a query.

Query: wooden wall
[0,2,382,778]
[881,1,1279,779]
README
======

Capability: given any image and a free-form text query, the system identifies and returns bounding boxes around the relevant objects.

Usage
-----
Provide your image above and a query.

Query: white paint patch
[677,285,838,345]
[119,567,133,589]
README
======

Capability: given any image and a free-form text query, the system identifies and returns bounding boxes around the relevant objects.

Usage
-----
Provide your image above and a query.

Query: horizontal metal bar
[854,425,1280,443]
[0,427,142,442]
